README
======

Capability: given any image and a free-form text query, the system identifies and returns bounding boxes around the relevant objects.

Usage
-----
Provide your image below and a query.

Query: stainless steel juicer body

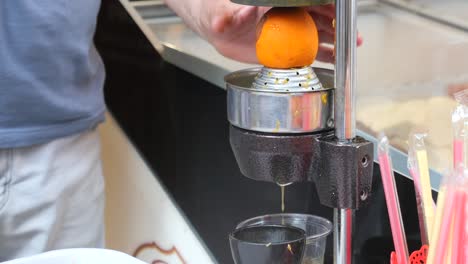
[226,67,334,134]
[225,0,373,263]
[225,67,373,208]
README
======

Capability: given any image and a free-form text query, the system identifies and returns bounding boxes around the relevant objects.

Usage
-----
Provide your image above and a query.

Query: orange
[256,7,319,69]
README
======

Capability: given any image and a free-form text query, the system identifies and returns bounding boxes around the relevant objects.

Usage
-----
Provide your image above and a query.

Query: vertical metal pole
[334,0,357,263]
[334,209,354,264]
[335,0,357,141]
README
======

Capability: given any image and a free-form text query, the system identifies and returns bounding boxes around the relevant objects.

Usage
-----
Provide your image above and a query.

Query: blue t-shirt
[0,1,105,148]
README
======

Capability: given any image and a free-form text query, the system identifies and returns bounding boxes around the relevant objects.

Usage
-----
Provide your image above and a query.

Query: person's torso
[0,0,105,148]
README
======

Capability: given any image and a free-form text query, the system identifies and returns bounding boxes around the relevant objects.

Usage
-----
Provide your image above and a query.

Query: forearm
[164,0,202,34]
[163,2,342,63]
[163,0,262,63]
[163,0,229,41]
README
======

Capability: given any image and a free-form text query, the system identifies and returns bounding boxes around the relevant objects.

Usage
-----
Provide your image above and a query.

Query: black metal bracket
[229,125,374,209]
[314,135,374,209]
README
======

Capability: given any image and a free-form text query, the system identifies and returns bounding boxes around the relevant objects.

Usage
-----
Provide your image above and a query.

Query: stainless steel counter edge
[381,0,468,33]
[118,0,442,191]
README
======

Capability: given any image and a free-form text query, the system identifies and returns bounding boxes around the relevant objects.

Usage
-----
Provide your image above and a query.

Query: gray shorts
[0,129,105,261]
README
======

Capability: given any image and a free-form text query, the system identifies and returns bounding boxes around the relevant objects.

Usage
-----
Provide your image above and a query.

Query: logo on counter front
[133,242,187,264]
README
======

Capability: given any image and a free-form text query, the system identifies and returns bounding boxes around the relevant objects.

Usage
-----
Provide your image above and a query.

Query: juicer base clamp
[230,125,373,209]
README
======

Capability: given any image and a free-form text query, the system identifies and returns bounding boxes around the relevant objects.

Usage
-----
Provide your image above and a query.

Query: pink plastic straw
[433,185,456,263]
[378,136,409,264]
[458,181,467,263]
[454,139,464,167]
[460,197,468,263]
[451,104,467,262]
[460,202,468,263]
[452,190,466,264]
[452,104,466,168]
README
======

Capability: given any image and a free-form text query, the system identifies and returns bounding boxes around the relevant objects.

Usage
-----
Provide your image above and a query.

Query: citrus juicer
[225,0,374,263]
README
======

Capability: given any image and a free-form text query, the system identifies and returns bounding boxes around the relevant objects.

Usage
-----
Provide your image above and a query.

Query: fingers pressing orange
[256,7,319,69]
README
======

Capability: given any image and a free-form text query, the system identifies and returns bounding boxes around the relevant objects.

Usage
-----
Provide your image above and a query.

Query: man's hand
[164,0,362,64]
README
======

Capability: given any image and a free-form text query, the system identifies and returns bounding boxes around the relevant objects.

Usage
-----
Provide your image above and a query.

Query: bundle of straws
[379,97,468,264]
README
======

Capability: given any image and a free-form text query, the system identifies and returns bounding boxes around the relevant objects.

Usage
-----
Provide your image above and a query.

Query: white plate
[3,249,146,264]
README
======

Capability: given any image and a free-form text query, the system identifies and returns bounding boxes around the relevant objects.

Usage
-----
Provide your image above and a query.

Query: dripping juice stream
[277,182,292,213]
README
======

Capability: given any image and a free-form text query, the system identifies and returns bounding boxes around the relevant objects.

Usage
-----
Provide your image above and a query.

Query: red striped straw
[378,136,409,264]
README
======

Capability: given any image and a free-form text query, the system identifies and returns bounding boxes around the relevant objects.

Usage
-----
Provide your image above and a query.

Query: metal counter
[119,0,468,191]
[382,0,468,32]
[355,1,468,189]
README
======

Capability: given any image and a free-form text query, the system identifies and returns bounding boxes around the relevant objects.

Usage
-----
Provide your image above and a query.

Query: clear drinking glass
[237,214,332,264]
[229,225,307,264]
